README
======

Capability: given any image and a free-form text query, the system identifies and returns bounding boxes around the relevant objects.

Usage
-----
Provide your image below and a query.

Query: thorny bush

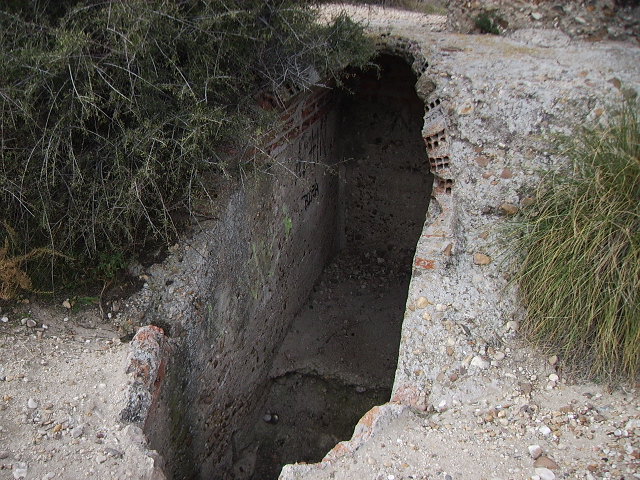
[0,0,374,292]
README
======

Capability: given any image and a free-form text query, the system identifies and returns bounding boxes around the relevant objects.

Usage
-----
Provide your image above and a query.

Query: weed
[97,251,127,281]
[0,224,67,300]
[474,10,504,35]
[506,101,640,380]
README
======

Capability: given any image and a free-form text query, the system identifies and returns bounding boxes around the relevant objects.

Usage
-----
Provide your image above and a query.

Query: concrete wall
[123,86,343,479]
[339,54,432,266]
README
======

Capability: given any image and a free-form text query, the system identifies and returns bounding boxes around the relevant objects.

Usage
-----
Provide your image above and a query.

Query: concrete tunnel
[128,52,434,480]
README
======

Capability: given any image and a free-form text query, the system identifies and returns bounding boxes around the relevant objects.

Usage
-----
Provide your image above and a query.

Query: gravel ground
[0,302,164,480]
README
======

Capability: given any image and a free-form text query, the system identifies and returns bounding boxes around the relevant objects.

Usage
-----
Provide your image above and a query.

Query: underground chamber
[135,53,433,480]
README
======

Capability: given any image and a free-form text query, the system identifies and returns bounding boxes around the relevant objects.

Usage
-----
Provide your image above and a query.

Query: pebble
[26,319,37,328]
[0,316,8,323]
[493,351,505,361]
[470,355,490,369]
[12,463,28,479]
[528,445,543,459]
[416,296,430,309]
[531,12,543,20]
[534,456,559,470]
[534,467,555,480]
[27,398,38,409]
[62,299,72,309]
[96,454,107,464]
[104,448,124,459]
[505,321,518,332]
[475,156,491,167]
[0,450,10,459]
[473,253,492,265]
[538,425,552,436]
[499,203,520,215]
[71,425,84,438]
[548,374,559,382]
[548,355,558,366]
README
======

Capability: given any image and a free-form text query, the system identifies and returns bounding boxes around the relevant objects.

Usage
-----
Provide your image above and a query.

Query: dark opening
[245,54,433,480]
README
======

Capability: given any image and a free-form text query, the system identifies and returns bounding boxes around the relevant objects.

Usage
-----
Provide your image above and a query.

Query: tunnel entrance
[131,53,434,480]
[243,54,433,480]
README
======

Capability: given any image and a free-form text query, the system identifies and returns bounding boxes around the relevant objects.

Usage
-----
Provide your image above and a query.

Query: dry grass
[0,225,68,300]
[507,102,640,381]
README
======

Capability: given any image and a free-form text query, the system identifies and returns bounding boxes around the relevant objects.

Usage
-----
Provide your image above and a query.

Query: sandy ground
[0,301,163,480]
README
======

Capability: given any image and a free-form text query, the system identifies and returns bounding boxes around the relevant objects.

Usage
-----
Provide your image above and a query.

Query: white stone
[531,12,543,20]
[528,444,543,459]
[505,321,519,332]
[12,464,27,479]
[27,398,38,409]
[538,425,552,436]
[548,373,559,382]
[535,467,555,480]
[471,355,490,369]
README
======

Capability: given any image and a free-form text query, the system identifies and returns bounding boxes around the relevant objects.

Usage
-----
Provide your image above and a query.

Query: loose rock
[470,355,490,369]
[538,425,552,436]
[473,253,492,265]
[534,456,559,470]
[416,297,430,309]
[499,203,519,215]
[534,467,555,480]
[528,445,543,459]
[12,463,28,479]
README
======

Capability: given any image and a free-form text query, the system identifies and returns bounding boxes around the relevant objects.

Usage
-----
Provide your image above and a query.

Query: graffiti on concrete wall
[301,182,319,210]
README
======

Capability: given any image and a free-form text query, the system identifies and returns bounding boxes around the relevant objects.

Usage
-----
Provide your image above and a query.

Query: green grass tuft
[507,101,640,381]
